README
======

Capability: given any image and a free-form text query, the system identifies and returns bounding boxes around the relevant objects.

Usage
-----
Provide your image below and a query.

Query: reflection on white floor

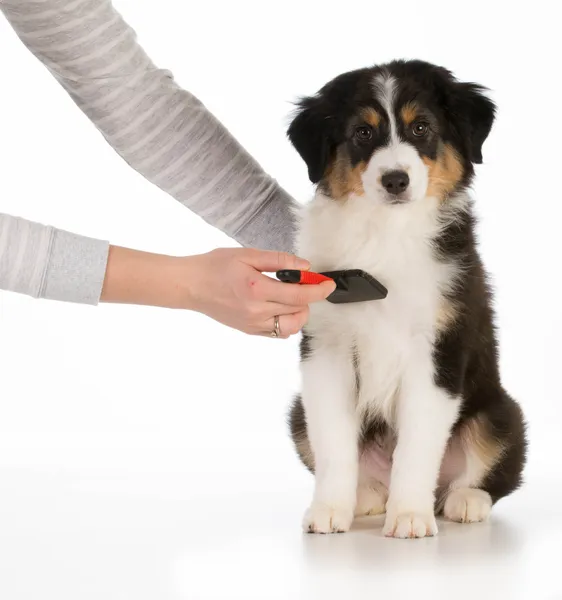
[0,464,558,600]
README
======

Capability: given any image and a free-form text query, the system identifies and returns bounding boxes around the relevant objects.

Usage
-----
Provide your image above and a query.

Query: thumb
[243,249,310,273]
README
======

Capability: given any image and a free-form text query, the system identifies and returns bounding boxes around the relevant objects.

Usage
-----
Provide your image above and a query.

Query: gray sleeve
[0,0,298,304]
[0,213,109,304]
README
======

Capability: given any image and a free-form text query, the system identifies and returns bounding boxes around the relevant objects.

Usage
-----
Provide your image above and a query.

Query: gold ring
[271,315,281,338]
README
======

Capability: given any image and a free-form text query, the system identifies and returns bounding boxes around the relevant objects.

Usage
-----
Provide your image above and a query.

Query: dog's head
[287,60,495,205]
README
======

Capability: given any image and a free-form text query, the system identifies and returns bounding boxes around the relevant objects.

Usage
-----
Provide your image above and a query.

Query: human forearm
[102,245,335,337]
[100,245,188,309]
[1,0,298,253]
[0,212,334,336]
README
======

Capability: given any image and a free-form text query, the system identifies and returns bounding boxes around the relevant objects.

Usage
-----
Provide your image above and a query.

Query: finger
[279,309,310,337]
[263,309,310,339]
[261,277,336,306]
[287,308,310,332]
[242,249,310,273]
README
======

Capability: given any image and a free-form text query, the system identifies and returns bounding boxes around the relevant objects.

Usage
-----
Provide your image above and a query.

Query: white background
[0,1,560,598]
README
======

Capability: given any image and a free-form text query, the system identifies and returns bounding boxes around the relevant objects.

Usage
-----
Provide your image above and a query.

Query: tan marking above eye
[360,107,381,128]
[400,103,418,126]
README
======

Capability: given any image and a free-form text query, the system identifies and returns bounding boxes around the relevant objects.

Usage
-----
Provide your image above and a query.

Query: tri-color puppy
[287,59,527,538]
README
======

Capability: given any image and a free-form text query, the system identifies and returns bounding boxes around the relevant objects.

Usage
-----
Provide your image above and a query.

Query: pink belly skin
[359,433,467,489]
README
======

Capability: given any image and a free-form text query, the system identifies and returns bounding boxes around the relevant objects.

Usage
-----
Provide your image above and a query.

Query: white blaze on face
[360,74,429,203]
[376,75,398,143]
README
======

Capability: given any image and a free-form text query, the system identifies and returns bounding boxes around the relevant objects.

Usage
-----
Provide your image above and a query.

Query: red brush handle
[275,269,334,285]
[299,271,333,284]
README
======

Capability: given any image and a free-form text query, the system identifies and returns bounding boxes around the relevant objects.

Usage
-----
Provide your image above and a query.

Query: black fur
[433,209,527,503]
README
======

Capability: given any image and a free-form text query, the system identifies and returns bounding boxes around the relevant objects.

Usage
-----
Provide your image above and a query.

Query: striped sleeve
[0,213,109,304]
[0,0,297,304]
[1,0,297,251]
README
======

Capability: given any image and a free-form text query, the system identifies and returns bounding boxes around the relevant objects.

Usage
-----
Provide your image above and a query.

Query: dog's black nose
[382,170,410,195]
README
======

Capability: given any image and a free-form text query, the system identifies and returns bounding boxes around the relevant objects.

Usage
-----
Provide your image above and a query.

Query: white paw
[303,502,354,534]
[444,488,492,523]
[355,483,388,517]
[383,511,438,539]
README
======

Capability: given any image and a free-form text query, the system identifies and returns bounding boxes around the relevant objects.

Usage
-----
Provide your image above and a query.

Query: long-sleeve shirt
[0,0,297,305]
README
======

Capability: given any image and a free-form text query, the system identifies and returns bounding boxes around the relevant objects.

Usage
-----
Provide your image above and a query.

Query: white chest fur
[295,192,458,424]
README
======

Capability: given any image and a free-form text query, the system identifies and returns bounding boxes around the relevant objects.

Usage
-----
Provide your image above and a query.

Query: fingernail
[296,258,310,270]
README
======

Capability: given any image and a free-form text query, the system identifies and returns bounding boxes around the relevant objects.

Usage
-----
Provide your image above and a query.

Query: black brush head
[322,269,387,303]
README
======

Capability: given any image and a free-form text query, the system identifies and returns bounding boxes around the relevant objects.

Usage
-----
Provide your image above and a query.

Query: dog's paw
[303,502,354,534]
[444,487,492,523]
[355,483,388,517]
[383,511,438,539]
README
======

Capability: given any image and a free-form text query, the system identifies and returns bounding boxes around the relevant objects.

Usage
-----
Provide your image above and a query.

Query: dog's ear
[448,82,496,164]
[287,95,339,184]
[454,83,496,164]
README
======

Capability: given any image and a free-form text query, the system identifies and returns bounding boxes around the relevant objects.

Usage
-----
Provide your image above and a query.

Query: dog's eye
[355,126,373,142]
[412,122,429,137]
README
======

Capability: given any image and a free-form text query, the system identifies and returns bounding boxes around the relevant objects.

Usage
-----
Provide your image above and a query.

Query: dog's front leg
[383,343,460,538]
[301,344,358,534]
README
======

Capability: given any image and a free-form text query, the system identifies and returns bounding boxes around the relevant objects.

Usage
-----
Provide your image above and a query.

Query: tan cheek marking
[423,144,464,203]
[361,107,381,128]
[400,103,418,126]
[325,151,366,200]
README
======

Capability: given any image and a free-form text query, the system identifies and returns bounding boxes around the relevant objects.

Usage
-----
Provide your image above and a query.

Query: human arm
[0,211,333,335]
[100,246,335,337]
[0,0,299,305]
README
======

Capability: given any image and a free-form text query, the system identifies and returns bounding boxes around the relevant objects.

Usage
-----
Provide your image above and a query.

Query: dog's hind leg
[439,394,527,523]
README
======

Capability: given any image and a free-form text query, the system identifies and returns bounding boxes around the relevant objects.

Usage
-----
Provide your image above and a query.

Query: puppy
[287,60,527,538]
